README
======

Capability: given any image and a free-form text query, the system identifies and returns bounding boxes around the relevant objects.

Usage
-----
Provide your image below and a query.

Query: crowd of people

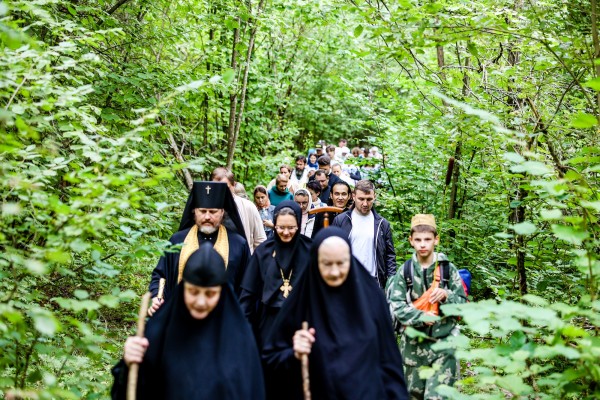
[111,139,468,400]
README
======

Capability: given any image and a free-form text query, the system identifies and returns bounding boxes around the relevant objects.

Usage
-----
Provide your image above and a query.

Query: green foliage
[1,0,599,397]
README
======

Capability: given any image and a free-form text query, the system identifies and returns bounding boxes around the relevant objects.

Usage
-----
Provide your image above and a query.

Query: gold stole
[177,224,229,283]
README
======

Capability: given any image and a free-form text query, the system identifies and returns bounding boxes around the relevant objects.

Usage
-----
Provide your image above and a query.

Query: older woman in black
[112,242,265,399]
[240,201,312,347]
[262,227,409,400]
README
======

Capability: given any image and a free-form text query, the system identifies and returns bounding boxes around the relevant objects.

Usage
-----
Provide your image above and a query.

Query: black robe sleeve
[110,359,128,400]
[239,251,264,329]
[225,231,251,297]
[148,231,187,300]
[374,294,409,399]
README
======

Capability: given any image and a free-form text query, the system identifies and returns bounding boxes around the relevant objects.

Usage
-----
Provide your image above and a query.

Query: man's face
[332,165,342,176]
[280,167,291,179]
[352,189,375,216]
[320,164,331,174]
[327,149,335,158]
[409,231,439,261]
[276,178,289,192]
[295,160,306,172]
[330,184,349,208]
[194,208,224,234]
[212,176,234,191]
[315,174,328,189]
[318,237,351,287]
[294,194,310,213]
[183,282,222,320]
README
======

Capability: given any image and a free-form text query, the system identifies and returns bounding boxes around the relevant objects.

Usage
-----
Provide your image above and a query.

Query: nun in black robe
[112,242,265,400]
[149,181,250,303]
[262,227,409,400]
[239,200,312,347]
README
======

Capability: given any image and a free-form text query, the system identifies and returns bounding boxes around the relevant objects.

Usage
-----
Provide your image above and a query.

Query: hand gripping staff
[127,292,151,400]
[301,321,311,400]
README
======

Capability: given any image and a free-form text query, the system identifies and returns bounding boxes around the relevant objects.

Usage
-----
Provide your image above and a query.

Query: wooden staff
[301,321,311,400]
[157,278,166,300]
[127,292,151,400]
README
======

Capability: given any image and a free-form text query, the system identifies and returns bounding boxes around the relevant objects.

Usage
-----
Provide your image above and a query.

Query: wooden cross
[205,185,211,195]
[280,279,292,298]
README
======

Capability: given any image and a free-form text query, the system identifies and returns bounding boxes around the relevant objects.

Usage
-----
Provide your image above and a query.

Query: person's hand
[148,297,164,317]
[263,219,274,229]
[293,327,316,360]
[124,336,149,366]
[429,288,448,304]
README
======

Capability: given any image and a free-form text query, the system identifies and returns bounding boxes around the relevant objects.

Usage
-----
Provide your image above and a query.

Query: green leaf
[571,113,597,128]
[2,202,22,215]
[353,24,364,38]
[222,69,235,84]
[74,290,89,300]
[522,294,548,306]
[26,259,47,275]
[70,239,90,252]
[540,209,562,220]
[512,221,536,235]
[580,200,600,212]
[583,77,600,91]
[511,161,553,175]
[534,345,580,360]
[467,42,478,57]
[32,311,60,336]
[503,152,524,163]
[99,294,120,308]
[551,224,589,245]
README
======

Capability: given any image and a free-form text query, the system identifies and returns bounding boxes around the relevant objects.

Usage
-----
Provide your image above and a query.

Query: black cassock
[111,281,265,400]
[262,227,409,400]
[149,226,250,299]
[239,201,312,346]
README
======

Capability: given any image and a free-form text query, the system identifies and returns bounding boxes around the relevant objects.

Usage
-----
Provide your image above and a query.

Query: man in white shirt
[331,180,397,289]
[290,155,310,189]
[212,167,266,254]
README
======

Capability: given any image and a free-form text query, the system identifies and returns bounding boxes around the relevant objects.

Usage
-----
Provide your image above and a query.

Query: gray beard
[199,225,218,235]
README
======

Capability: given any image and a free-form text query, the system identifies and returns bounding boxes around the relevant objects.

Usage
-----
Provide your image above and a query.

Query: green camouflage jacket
[385,252,467,339]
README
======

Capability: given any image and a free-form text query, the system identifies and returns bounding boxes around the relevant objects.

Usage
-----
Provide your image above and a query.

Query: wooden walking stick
[301,321,311,400]
[127,292,151,400]
[157,278,166,300]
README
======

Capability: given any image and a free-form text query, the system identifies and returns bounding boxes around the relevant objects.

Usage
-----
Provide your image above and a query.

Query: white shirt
[350,209,376,277]
[233,195,267,254]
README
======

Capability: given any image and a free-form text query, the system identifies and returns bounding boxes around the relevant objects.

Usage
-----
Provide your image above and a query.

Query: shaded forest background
[1,0,599,398]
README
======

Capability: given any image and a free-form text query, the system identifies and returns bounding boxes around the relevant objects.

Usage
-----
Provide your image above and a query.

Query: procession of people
[113,140,468,400]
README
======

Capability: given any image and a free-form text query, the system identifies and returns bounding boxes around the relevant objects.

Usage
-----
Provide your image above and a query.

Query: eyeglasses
[275,226,298,233]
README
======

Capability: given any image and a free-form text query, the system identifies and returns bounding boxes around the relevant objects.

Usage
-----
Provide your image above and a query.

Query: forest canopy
[0,0,599,398]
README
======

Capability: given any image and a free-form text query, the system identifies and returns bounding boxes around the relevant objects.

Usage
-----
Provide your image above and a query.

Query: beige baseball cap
[411,214,436,229]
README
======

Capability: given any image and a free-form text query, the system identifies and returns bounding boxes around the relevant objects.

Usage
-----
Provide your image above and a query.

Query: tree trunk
[226,0,267,169]
[226,23,240,164]
[506,1,528,295]
[591,0,600,117]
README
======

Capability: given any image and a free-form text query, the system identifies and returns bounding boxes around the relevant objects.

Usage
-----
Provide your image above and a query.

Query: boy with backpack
[386,214,468,400]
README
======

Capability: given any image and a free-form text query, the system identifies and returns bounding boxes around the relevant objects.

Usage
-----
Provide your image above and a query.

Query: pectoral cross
[280,279,292,298]
[205,185,211,195]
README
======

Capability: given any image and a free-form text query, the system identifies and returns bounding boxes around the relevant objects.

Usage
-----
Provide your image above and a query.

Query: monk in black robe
[148,181,250,315]
[112,242,265,399]
[262,227,409,400]
[240,201,312,347]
